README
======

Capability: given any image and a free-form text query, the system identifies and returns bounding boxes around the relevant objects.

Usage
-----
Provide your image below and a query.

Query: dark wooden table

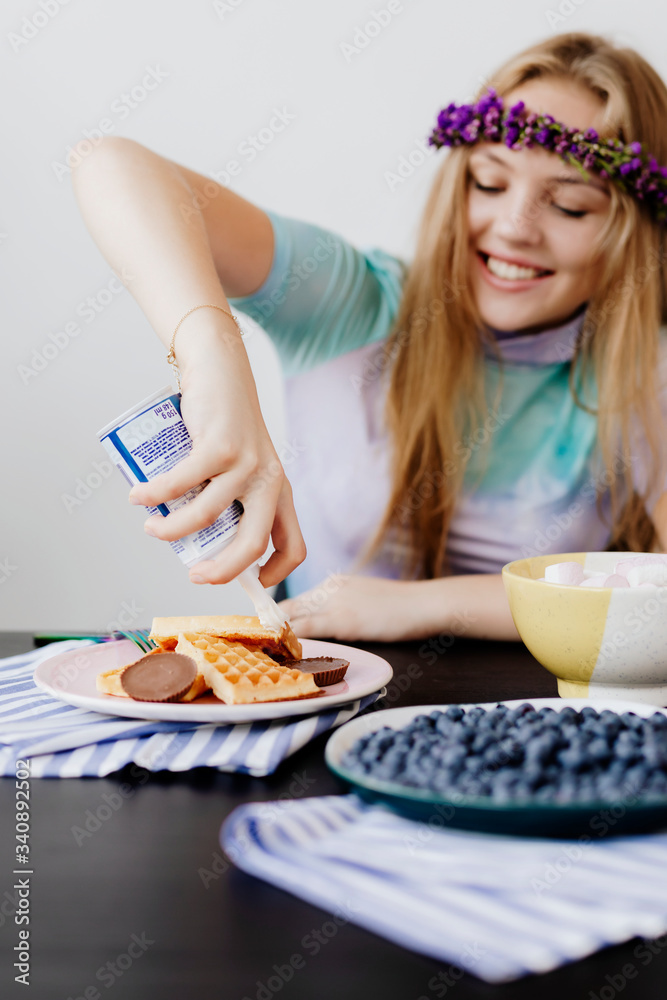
[1,630,666,1000]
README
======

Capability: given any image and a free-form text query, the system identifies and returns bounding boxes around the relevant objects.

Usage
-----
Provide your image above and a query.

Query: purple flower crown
[428,89,667,223]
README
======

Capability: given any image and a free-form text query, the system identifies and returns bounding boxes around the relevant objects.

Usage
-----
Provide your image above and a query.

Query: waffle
[150,615,302,662]
[96,664,210,702]
[176,633,319,705]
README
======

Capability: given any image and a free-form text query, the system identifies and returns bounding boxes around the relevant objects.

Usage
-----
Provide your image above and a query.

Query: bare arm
[72,137,305,586]
[652,493,667,551]
[279,573,520,642]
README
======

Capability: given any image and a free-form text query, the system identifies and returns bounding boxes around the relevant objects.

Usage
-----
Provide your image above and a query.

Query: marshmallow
[626,564,667,587]
[544,561,585,585]
[602,574,630,588]
[579,574,609,587]
[615,554,667,579]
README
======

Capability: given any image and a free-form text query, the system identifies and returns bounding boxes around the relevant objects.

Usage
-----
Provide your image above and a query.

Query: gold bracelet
[166,303,243,389]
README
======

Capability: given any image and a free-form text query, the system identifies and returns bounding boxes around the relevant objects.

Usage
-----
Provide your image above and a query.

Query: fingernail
[190,574,205,584]
[144,522,157,537]
[129,492,142,505]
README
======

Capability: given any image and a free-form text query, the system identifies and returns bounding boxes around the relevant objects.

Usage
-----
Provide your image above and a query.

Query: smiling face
[468,77,613,334]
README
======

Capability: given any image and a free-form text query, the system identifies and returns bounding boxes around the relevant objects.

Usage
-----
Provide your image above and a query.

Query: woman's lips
[477,251,554,292]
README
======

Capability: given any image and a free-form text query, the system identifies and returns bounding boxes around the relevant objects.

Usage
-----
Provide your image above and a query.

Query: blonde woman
[73,32,667,643]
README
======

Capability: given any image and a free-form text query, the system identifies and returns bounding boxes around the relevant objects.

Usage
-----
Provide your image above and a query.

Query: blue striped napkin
[0,643,382,778]
[221,794,667,982]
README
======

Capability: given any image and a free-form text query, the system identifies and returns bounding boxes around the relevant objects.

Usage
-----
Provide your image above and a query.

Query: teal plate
[325,699,667,838]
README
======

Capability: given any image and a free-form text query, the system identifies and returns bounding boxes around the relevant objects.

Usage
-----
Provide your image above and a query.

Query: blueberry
[472,733,496,754]
[586,738,612,764]
[431,770,456,794]
[456,727,475,746]
[533,784,557,804]
[441,745,467,769]
[620,712,642,729]
[434,715,455,737]
[525,734,558,765]
[491,704,510,716]
[614,743,642,764]
[645,772,667,795]
[642,741,667,769]
[536,706,556,719]
[519,764,544,790]
[464,756,485,776]
[557,748,589,772]
[554,779,578,804]
[498,738,525,766]
[444,705,464,721]
[520,710,540,725]
[412,714,435,731]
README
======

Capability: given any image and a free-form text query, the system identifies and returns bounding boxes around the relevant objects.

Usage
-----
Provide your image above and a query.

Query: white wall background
[1,0,664,631]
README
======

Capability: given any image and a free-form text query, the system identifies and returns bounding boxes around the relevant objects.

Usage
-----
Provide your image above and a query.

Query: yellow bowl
[502,552,667,706]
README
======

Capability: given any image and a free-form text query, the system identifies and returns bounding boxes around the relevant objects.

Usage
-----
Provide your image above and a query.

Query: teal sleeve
[227,210,407,376]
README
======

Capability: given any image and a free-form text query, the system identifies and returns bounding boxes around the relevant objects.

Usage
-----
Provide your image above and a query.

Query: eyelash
[472,181,588,219]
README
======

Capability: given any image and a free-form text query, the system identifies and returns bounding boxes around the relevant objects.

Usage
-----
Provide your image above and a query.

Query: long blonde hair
[368,32,667,579]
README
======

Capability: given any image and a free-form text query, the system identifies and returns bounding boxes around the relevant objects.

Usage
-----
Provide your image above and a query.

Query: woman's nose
[494,189,545,243]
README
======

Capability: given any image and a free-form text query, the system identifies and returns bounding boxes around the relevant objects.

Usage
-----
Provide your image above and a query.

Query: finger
[128,450,233,507]
[188,490,279,584]
[276,597,298,619]
[287,612,335,639]
[276,596,308,628]
[142,472,249,541]
[257,485,307,588]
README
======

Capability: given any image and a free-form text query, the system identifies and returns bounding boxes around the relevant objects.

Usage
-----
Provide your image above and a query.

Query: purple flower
[629,141,642,154]
[474,88,500,116]
[620,162,633,176]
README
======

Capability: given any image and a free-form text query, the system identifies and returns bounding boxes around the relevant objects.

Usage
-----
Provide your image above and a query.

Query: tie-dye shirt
[228,210,664,595]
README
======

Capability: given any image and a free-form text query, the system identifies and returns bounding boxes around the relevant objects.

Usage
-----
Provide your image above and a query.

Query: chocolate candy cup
[289,656,349,687]
[120,651,198,702]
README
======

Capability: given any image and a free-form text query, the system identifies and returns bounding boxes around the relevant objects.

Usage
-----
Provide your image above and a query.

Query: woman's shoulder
[229,208,408,376]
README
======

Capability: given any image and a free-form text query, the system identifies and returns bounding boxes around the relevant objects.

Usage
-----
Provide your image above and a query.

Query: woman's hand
[278,575,429,642]
[127,326,306,588]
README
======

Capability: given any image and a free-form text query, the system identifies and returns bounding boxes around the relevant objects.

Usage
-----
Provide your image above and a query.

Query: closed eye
[473,181,502,193]
[556,206,588,218]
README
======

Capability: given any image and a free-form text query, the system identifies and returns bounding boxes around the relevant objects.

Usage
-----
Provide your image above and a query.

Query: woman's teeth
[484,254,548,281]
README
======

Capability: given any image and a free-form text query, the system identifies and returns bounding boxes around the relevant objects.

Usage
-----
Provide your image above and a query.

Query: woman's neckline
[483,309,586,366]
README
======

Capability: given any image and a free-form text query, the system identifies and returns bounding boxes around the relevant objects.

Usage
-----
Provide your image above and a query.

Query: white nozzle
[238,564,287,630]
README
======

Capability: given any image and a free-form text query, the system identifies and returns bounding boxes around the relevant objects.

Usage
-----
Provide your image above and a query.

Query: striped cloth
[221,794,667,982]
[0,642,381,778]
